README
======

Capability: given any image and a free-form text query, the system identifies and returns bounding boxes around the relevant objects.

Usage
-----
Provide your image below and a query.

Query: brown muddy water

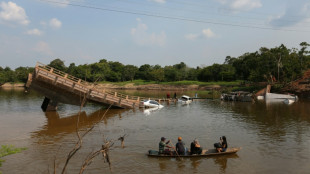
[1,88,310,174]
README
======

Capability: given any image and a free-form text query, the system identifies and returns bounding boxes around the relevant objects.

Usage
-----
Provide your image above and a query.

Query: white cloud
[26,29,43,36]
[149,0,166,4]
[218,0,262,11]
[49,18,62,29]
[185,28,216,40]
[202,29,216,38]
[34,41,52,55]
[0,1,29,25]
[131,18,166,46]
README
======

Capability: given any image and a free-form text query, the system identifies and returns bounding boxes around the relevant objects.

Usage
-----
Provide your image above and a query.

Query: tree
[151,68,165,82]
[164,66,178,81]
[136,64,152,80]
[90,62,110,82]
[48,58,67,72]
[122,65,138,81]
[15,67,34,83]
[299,42,310,71]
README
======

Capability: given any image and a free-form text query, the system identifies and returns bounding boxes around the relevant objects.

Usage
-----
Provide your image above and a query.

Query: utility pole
[277,54,281,83]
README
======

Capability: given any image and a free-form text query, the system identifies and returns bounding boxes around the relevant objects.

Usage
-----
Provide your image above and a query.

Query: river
[1,88,310,174]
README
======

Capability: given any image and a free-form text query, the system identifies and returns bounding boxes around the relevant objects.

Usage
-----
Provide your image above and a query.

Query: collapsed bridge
[26,62,148,111]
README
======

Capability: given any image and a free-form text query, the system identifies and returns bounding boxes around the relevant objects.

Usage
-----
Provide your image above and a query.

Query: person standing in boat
[190,139,202,155]
[159,137,172,155]
[175,137,186,155]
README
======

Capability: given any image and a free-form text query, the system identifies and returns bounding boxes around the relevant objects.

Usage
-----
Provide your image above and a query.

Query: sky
[0,0,310,69]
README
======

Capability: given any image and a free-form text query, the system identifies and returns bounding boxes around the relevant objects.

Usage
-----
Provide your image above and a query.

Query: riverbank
[0,81,233,91]
[94,83,222,91]
[0,83,25,88]
[94,80,241,91]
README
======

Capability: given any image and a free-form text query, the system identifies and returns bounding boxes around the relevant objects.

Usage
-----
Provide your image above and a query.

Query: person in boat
[221,136,228,152]
[159,137,172,155]
[175,136,186,155]
[214,136,228,152]
[190,139,202,155]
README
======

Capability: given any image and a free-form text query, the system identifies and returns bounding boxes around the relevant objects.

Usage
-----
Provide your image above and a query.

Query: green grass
[0,145,27,169]
[98,80,242,86]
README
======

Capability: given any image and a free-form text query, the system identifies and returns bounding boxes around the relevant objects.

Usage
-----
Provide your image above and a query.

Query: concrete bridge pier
[41,97,58,112]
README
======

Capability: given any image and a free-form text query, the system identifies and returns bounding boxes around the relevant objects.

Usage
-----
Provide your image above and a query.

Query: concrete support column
[41,97,58,112]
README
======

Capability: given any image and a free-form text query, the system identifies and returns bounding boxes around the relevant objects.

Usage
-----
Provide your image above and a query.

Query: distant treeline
[1,42,309,84]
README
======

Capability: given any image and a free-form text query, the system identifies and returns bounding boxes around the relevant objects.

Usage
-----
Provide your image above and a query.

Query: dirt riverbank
[94,83,221,91]
[0,83,25,88]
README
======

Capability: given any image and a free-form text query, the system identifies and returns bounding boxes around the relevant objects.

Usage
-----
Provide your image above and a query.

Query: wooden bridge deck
[27,62,169,109]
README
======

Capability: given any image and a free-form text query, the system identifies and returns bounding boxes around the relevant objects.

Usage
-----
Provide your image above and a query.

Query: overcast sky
[0,0,309,69]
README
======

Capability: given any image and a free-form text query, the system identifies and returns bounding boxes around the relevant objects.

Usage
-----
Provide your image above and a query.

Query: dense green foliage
[0,66,34,84]
[1,43,309,84]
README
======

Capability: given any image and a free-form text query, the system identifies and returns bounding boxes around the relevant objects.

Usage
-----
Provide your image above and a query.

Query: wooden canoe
[147,147,240,158]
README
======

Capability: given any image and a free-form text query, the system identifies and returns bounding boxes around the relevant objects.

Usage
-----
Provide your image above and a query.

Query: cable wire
[38,0,310,32]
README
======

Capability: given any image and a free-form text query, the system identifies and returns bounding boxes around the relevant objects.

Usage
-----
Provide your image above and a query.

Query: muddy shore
[94,83,221,91]
[0,83,25,88]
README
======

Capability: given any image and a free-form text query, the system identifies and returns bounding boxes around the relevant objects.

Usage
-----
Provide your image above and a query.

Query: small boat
[147,147,240,158]
[141,100,164,108]
[178,95,192,104]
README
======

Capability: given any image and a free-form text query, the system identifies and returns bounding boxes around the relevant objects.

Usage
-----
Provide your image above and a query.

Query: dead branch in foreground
[118,134,128,148]
[54,77,128,174]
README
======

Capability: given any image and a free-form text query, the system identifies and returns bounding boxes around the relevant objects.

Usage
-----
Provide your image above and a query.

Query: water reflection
[158,158,170,171]
[31,108,130,144]
[189,158,202,172]
[211,154,239,173]
[218,99,310,150]
[143,107,163,116]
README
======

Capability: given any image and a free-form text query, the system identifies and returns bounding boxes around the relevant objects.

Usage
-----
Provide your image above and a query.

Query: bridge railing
[36,62,91,85]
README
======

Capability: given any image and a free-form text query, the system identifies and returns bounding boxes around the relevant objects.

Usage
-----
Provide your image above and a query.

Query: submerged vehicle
[283,98,295,105]
[221,91,253,102]
[178,95,192,104]
[141,100,164,108]
[265,92,298,101]
[147,147,240,157]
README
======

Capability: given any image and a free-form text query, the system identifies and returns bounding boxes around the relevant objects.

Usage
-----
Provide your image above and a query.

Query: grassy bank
[0,145,26,174]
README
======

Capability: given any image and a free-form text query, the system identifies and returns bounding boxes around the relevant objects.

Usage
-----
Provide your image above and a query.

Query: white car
[141,100,164,108]
[178,95,192,104]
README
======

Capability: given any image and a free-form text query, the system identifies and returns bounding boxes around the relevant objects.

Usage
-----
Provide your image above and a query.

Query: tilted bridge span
[26,62,163,111]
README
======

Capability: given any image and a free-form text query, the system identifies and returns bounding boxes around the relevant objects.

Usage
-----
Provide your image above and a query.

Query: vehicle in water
[178,95,192,104]
[265,92,298,101]
[141,100,164,108]
[147,147,240,157]
[221,91,253,102]
[283,98,295,105]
